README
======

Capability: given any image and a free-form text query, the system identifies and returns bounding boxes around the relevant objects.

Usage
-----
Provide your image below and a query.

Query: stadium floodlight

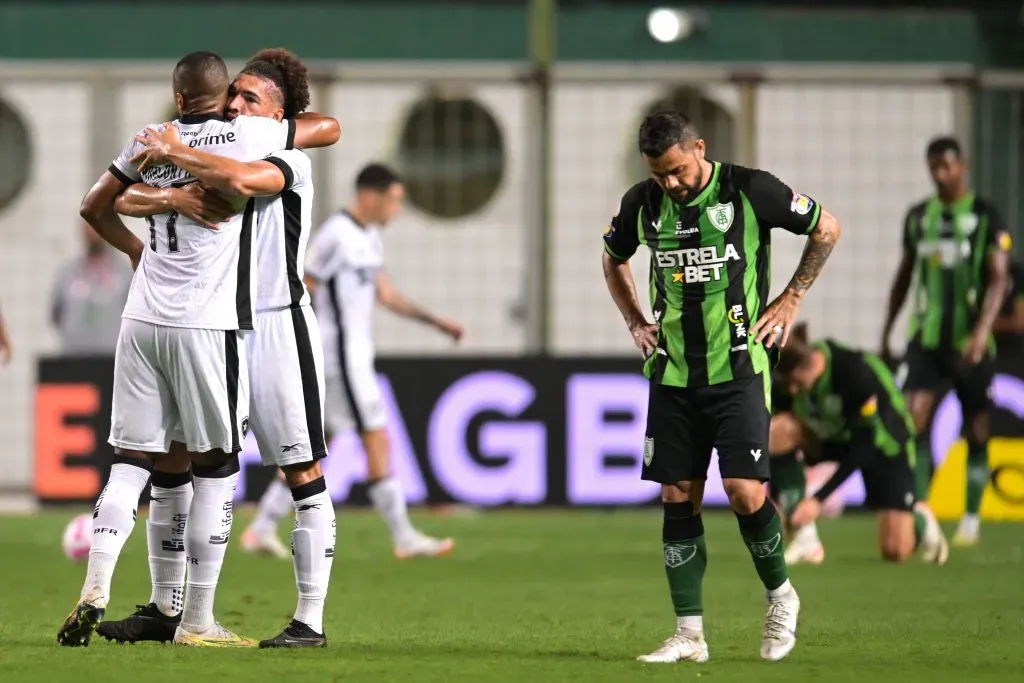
[647,8,698,44]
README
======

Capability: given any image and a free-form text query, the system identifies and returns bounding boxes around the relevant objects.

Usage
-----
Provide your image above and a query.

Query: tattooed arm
[785,210,842,297]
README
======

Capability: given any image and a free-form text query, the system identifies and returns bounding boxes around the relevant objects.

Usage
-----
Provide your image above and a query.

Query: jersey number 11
[146,212,180,253]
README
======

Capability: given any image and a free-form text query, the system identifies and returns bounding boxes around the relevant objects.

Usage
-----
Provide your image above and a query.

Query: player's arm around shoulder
[293,112,340,149]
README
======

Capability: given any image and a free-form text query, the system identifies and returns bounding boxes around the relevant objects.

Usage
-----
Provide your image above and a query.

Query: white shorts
[109,318,249,454]
[324,352,386,435]
[248,306,328,467]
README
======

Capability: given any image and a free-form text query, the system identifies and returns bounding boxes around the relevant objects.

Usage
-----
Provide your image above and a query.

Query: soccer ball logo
[62,513,92,561]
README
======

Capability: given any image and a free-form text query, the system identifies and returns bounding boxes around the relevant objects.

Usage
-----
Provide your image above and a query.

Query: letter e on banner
[35,384,100,499]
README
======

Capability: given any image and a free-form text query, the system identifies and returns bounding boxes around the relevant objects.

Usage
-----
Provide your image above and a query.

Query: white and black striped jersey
[253,149,314,311]
[110,113,296,330]
[306,211,383,369]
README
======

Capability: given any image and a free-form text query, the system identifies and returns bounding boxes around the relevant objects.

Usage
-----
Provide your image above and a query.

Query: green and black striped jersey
[903,192,1012,352]
[603,161,821,388]
[792,340,914,459]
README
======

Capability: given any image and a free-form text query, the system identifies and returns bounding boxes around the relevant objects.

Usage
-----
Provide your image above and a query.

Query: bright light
[647,8,694,44]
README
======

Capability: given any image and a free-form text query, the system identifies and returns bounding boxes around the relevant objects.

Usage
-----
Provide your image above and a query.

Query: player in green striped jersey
[881,137,1011,547]
[603,112,841,664]
[769,327,949,565]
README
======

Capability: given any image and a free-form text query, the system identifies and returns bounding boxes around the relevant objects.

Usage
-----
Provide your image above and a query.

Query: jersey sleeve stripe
[265,156,295,191]
[285,119,296,150]
[108,164,135,186]
[802,201,822,235]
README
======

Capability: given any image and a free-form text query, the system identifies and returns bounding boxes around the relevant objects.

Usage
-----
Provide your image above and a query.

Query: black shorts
[819,442,916,512]
[643,373,771,484]
[900,339,994,416]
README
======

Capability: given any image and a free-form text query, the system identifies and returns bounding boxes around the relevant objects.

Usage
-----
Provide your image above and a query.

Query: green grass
[0,509,1021,682]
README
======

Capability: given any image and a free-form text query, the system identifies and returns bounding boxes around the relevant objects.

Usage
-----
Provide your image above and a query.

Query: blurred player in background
[603,111,841,664]
[96,49,341,649]
[881,137,1011,547]
[770,325,948,565]
[246,163,463,560]
[50,222,133,356]
[59,51,303,648]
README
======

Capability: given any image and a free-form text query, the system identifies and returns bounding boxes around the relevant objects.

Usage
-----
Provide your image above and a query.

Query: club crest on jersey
[706,203,734,232]
[957,213,978,235]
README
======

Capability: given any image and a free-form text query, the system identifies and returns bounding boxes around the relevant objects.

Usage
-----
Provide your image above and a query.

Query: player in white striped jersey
[301,164,464,559]
[97,49,339,649]
[61,51,305,648]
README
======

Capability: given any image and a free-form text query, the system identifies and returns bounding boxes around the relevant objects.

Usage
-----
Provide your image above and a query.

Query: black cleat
[96,603,180,644]
[258,620,327,649]
[57,600,105,647]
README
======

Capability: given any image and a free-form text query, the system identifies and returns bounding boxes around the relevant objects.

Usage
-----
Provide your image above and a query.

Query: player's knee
[282,460,323,488]
[661,481,703,509]
[663,501,703,541]
[156,442,191,474]
[966,411,990,445]
[191,453,240,478]
[769,413,802,454]
[723,479,765,515]
[880,539,912,563]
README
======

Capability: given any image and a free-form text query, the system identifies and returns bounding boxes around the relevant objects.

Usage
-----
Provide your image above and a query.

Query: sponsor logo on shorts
[241,417,250,438]
[643,437,655,466]
[282,443,301,453]
[664,543,698,568]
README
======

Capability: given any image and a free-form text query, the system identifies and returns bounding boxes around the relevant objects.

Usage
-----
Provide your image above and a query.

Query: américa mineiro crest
[706,202,734,232]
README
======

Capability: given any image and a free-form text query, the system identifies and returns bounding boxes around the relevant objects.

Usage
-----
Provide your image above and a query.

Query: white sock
[181,469,239,632]
[82,461,152,606]
[147,472,193,616]
[249,476,293,537]
[768,579,794,600]
[677,615,703,634]
[290,479,335,634]
[368,476,416,545]
[793,522,821,545]
[960,513,980,531]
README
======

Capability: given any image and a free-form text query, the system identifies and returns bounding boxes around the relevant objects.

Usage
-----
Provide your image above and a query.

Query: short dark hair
[242,48,310,118]
[926,136,962,159]
[638,111,702,158]
[173,51,229,102]
[355,163,401,192]
[773,323,812,376]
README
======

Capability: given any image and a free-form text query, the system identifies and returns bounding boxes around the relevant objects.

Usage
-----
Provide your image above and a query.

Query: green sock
[965,441,989,515]
[770,451,806,517]
[663,505,707,616]
[914,436,933,502]
[737,500,789,592]
[913,509,928,550]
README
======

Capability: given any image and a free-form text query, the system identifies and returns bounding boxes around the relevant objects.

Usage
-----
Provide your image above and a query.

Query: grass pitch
[0,509,1020,682]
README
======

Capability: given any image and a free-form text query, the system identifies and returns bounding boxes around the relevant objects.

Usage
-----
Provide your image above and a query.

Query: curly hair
[241,47,310,118]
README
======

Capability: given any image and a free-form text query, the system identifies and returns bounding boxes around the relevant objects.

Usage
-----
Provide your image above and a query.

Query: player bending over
[770,326,949,565]
[94,49,341,649]
[881,137,1011,546]
[59,51,308,648]
[258,163,461,559]
[603,111,841,664]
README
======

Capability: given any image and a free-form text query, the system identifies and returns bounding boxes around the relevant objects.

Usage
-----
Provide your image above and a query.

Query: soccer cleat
[96,603,180,644]
[240,527,289,559]
[917,505,950,564]
[258,619,328,649]
[173,622,256,648]
[761,584,800,661]
[784,525,825,566]
[57,588,106,647]
[636,630,709,663]
[395,532,454,559]
[952,515,980,547]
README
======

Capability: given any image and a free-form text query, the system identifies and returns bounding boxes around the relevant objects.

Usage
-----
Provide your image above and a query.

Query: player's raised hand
[171,184,238,229]
[436,317,465,343]
[628,319,660,358]
[751,289,803,348]
[131,123,181,171]
[962,330,988,366]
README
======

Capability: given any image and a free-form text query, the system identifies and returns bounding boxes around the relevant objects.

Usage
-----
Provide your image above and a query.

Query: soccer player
[769,327,949,564]
[96,50,341,648]
[603,112,841,663]
[291,164,462,558]
[880,137,1011,547]
[58,51,308,648]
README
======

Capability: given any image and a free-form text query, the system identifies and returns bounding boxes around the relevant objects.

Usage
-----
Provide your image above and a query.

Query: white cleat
[637,630,709,663]
[173,622,256,648]
[917,504,950,564]
[240,527,289,559]
[784,524,825,565]
[395,532,454,559]
[952,514,980,547]
[761,583,800,662]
